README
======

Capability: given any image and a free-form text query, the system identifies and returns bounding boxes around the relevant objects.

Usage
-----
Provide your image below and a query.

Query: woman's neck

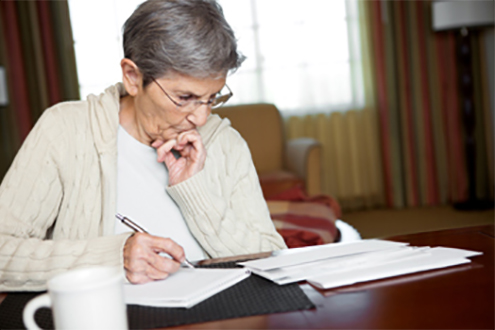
[119,95,151,146]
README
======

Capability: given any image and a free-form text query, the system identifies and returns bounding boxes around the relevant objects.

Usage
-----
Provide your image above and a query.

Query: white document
[269,246,429,285]
[306,247,480,289]
[238,239,409,271]
[124,268,251,308]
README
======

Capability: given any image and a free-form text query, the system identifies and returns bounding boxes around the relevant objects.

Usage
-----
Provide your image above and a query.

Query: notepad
[123,268,251,308]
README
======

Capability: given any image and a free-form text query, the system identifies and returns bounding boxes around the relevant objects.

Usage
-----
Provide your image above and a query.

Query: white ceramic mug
[23,266,128,330]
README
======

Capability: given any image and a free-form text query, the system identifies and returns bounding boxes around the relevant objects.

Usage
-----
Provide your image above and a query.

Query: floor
[342,205,495,239]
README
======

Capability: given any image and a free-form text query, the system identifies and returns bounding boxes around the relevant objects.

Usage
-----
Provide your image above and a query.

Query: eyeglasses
[151,77,233,112]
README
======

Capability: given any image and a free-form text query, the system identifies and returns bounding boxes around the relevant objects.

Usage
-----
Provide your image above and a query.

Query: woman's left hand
[152,130,206,186]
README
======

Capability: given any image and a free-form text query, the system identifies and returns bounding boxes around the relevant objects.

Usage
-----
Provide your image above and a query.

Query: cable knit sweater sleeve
[0,107,129,292]
[167,127,287,258]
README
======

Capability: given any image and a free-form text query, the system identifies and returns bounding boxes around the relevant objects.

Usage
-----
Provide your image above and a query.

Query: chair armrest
[285,138,322,196]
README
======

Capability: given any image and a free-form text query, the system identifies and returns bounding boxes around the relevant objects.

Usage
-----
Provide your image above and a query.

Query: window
[68,0,364,115]
[68,0,143,98]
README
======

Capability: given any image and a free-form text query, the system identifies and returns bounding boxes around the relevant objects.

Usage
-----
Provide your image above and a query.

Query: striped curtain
[286,0,493,211]
[365,0,493,208]
[0,0,79,180]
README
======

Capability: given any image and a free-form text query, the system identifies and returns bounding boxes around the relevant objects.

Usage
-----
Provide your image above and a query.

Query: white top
[115,125,206,261]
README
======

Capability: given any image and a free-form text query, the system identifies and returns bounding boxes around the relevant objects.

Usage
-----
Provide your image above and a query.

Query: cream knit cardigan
[0,84,286,291]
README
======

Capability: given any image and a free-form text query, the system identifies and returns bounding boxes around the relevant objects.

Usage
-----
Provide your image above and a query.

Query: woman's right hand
[123,233,185,284]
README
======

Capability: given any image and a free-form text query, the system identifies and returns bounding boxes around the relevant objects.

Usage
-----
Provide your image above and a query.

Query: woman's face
[121,71,226,146]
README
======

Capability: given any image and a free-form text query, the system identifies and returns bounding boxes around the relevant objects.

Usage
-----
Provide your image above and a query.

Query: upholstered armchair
[213,103,322,197]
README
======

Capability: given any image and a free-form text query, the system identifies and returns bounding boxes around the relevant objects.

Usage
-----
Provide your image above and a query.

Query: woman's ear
[121,58,143,96]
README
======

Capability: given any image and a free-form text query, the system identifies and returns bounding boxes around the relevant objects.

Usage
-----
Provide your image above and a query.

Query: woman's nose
[187,104,211,127]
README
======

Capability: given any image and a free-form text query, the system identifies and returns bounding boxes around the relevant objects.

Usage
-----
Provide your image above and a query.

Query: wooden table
[175,225,495,329]
[1,225,493,329]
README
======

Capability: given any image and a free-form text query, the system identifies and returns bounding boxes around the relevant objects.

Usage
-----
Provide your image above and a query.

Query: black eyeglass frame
[151,77,233,111]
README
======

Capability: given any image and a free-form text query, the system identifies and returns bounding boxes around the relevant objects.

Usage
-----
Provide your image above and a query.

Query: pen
[116,213,195,269]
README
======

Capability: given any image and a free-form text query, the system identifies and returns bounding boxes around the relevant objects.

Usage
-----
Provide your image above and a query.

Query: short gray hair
[123,0,245,86]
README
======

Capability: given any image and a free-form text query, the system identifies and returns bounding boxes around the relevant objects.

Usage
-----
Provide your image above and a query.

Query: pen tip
[115,213,124,221]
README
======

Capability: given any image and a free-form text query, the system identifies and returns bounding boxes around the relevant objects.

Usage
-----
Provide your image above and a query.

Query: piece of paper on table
[262,246,482,285]
[267,246,430,285]
[306,247,479,289]
[239,239,482,289]
[238,239,409,271]
[124,268,251,308]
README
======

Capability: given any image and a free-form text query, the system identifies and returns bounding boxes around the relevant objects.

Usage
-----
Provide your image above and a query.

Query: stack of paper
[238,239,482,289]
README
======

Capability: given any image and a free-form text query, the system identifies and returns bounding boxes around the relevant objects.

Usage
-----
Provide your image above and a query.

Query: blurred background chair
[213,103,322,198]
[214,104,343,247]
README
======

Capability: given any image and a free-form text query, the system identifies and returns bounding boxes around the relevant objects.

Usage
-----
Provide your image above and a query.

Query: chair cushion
[266,185,340,248]
[258,171,304,199]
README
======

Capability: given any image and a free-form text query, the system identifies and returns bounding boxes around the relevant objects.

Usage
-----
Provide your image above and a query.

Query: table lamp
[432,0,494,210]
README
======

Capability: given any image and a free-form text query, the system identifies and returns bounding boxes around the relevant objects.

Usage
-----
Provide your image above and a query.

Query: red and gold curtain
[0,0,79,180]
[364,0,493,208]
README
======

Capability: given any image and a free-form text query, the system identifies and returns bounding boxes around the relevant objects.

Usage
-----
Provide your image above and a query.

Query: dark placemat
[0,262,315,329]
[0,292,54,330]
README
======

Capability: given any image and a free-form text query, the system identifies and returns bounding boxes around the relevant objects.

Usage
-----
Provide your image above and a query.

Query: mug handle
[23,293,51,330]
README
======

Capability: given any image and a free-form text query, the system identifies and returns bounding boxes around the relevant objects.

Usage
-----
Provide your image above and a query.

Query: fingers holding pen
[123,233,184,284]
[151,235,186,264]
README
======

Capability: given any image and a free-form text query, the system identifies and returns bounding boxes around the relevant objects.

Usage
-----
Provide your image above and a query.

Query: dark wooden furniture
[178,225,495,329]
[1,225,493,329]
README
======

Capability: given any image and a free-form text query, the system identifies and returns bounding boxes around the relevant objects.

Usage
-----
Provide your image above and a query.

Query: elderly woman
[0,0,286,291]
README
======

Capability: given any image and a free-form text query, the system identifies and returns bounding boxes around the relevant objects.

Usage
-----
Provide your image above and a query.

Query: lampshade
[432,0,494,31]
